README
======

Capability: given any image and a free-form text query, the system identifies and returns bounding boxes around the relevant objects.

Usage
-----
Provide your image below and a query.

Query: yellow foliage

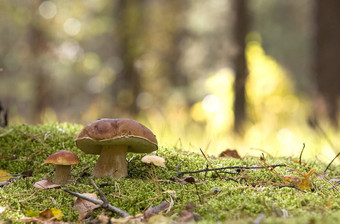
[0,169,13,182]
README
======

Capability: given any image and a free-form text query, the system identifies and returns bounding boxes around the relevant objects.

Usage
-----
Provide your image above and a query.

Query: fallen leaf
[141,155,166,168]
[95,212,109,224]
[177,202,200,222]
[178,210,195,222]
[110,213,144,223]
[219,149,241,159]
[73,193,100,220]
[283,175,301,185]
[171,175,197,184]
[0,169,13,182]
[144,201,170,220]
[40,208,63,221]
[283,168,316,191]
[34,179,61,189]
[21,169,33,178]
[23,208,63,222]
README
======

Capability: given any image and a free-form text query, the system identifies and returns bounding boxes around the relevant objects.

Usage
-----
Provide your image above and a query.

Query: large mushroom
[75,118,158,178]
[44,150,79,185]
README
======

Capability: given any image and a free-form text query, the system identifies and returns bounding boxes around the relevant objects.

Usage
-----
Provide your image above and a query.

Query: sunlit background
[1,0,339,163]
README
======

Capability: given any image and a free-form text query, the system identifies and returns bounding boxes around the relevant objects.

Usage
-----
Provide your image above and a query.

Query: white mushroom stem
[54,165,71,185]
[92,145,128,178]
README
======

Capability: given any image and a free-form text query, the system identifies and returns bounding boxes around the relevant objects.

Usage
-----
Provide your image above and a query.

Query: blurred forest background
[1,0,340,161]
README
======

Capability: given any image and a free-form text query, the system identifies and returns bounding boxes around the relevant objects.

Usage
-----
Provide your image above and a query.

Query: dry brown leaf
[219,149,241,159]
[141,155,166,168]
[144,201,170,220]
[171,175,197,184]
[177,202,199,223]
[96,212,109,224]
[34,179,61,189]
[178,210,195,222]
[283,168,316,191]
[110,213,144,223]
[73,193,100,220]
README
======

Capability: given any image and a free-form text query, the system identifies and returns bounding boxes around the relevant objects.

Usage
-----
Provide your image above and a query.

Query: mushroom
[44,150,79,185]
[75,118,158,178]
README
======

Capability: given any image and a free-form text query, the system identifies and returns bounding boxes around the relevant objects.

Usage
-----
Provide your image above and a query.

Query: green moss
[0,123,340,223]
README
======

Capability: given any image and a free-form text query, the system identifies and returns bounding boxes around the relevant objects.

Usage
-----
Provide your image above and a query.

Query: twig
[63,189,130,217]
[89,178,109,208]
[299,143,305,165]
[199,148,222,181]
[99,182,115,187]
[176,161,183,173]
[176,164,286,177]
[324,152,340,174]
[0,181,9,187]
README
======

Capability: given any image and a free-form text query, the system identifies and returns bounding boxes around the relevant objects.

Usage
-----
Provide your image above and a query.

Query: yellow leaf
[0,169,13,182]
[40,208,63,221]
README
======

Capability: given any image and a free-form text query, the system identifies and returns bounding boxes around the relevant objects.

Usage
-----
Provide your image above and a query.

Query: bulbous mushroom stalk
[44,150,79,186]
[75,119,158,178]
[92,145,128,178]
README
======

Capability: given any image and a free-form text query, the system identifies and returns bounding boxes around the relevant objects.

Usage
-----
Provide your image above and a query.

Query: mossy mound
[0,123,339,223]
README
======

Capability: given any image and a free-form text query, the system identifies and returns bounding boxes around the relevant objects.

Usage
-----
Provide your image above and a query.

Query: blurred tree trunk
[113,0,145,115]
[29,1,51,123]
[233,0,249,133]
[315,0,340,125]
[162,0,187,87]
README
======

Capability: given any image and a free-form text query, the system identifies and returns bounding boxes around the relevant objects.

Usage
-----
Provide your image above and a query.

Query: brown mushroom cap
[44,150,79,165]
[75,119,158,154]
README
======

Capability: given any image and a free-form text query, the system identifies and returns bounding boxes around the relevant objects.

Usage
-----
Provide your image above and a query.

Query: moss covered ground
[0,123,339,223]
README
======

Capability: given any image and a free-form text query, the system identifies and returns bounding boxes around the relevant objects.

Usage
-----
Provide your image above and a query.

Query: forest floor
[0,123,340,223]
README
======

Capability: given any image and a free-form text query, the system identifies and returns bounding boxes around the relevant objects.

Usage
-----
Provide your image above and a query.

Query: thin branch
[176,164,286,177]
[89,178,109,208]
[63,189,130,217]
[299,143,305,165]
[200,148,222,180]
[176,161,183,173]
[324,152,340,174]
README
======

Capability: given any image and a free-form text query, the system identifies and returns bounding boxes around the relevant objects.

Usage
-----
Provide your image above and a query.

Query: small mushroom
[75,118,158,178]
[141,155,166,168]
[44,150,79,185]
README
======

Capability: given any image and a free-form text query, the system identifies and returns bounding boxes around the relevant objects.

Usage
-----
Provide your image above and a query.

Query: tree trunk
[163,0,187,87]
[113,0,144,115]
[29,1,51,123]
[315,0,340,125]
[233,0,249,133]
